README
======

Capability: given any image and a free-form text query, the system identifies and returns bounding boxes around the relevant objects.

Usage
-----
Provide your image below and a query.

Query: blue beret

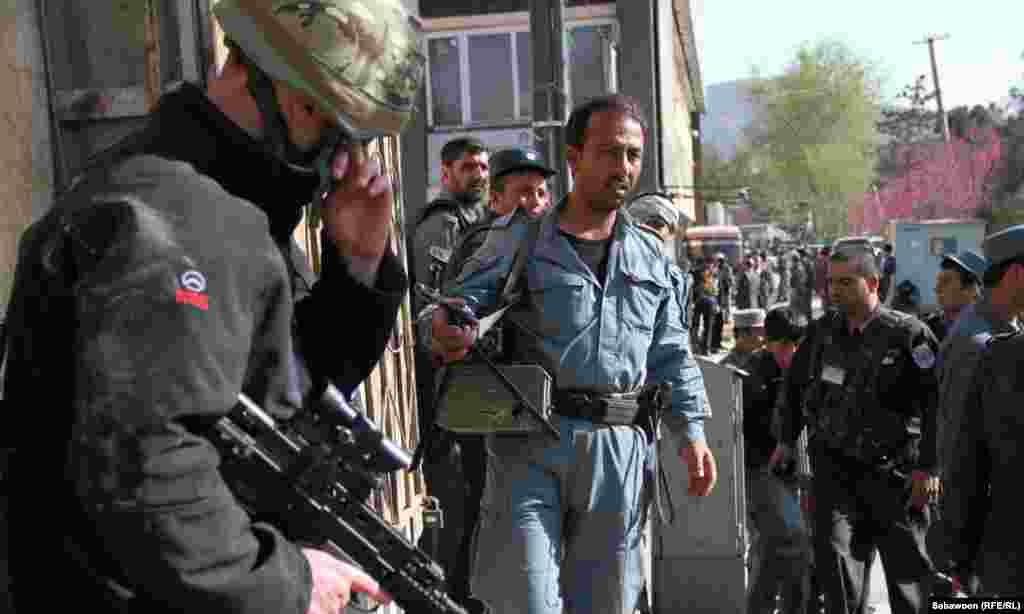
[489,146,556,179]
[942,250,989,278]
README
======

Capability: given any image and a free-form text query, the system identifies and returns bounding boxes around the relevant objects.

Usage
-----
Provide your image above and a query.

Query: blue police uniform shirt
[444,200,710,442]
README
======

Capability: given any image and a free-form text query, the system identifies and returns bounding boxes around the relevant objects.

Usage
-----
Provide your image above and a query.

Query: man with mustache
[422,94,716,614]
[945,224,1024,597]
[409,134,491,598]
[772,245,942,614]
[413,145,556,606]
[411,137,491,309]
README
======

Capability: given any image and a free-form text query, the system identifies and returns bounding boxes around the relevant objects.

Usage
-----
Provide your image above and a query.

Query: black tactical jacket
[740,351,785,469]
[947,330,1024,593]
[3,83,406,613]
[778,307,940,473]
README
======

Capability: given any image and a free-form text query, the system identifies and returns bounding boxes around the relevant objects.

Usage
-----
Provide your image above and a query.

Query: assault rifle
[208,383,490,614]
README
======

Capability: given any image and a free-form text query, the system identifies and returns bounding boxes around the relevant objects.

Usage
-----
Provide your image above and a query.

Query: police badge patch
[912,343,936,369]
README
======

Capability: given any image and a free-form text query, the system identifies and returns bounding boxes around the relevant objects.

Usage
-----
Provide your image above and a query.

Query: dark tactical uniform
[920,308,948,344]
[736,265,762,310]
[713,262,733,350]
[759,266,773,309]
[930,298,1017,578]
[779,308,940,614]
[806,256,820,317]
[790,257,810,319]
[409,195,491,598]
[1,83,407,612]
[778,259,792,306]
[946,330,1024,596]
[414,209,508,601]
[739,350,810,614]
[409,195,489,313]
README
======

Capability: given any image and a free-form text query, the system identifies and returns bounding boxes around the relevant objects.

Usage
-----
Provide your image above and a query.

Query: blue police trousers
[470,415,649,614]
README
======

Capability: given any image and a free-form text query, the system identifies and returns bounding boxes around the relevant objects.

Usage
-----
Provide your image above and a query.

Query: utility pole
[914,33,951,142]
[530,0,570,201]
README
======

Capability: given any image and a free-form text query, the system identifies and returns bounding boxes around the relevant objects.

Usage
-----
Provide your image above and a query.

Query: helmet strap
[245,61,310,166]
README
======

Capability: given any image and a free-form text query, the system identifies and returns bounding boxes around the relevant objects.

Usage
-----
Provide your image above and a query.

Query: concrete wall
[616,0,660,195]
[655,0,697,222]
[0,0,53,308]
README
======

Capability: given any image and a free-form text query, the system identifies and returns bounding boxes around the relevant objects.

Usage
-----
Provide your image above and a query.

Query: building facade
[406,0,705,228]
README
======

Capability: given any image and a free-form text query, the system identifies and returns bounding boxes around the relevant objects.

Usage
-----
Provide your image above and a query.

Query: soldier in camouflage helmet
[2,1,426,613]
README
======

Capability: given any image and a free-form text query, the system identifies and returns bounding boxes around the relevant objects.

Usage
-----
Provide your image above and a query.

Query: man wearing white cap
[627,192,680,246]
[721,308,766,371]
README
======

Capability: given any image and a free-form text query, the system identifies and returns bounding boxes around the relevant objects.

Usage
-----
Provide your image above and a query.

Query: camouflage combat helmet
[213,0,426,140]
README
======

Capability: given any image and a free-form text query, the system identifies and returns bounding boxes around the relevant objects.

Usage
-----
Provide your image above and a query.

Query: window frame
[423,16,619,131]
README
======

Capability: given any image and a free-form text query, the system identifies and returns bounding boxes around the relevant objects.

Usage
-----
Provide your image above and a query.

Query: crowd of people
[0,1,1018,613]
[0,0,719,611]
[707,228,1023,613]
[684,246,820,355]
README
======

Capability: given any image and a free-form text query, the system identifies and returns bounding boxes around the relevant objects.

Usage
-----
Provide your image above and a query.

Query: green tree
[877,75,940,146]
[742,39,883,240]
[699,144,756,202]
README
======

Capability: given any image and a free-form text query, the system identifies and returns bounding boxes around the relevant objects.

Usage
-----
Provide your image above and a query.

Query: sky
[691,0,1023,111]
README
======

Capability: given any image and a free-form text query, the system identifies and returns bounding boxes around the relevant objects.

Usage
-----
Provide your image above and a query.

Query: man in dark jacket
[945,225,1024,596]
[409,137,491,313]
[735,254,761,310]
[414,145,556,604]
[2,1,422,612]
[728,307,811,614]
[772,246,941,614]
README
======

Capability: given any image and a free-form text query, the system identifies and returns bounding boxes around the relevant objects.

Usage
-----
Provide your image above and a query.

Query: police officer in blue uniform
[946,224,1024,597]
[423,94,715,614]
[772,245,942,614]
[415,145,558,606]
[922,250,986,344]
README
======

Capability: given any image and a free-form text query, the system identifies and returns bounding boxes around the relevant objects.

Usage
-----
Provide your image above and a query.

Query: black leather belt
[552,391,640,425]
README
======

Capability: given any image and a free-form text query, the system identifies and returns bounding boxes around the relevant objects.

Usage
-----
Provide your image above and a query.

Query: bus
[684,225,744,265]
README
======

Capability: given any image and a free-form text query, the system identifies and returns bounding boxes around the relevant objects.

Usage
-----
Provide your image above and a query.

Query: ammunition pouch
[554,383,670,444]
[434,363,553,435]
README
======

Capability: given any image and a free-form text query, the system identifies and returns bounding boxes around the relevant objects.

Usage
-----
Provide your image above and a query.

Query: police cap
[733,308,766,330]
[982,224,1024,267]
[489,146,556,180]
[941,250,989,279]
